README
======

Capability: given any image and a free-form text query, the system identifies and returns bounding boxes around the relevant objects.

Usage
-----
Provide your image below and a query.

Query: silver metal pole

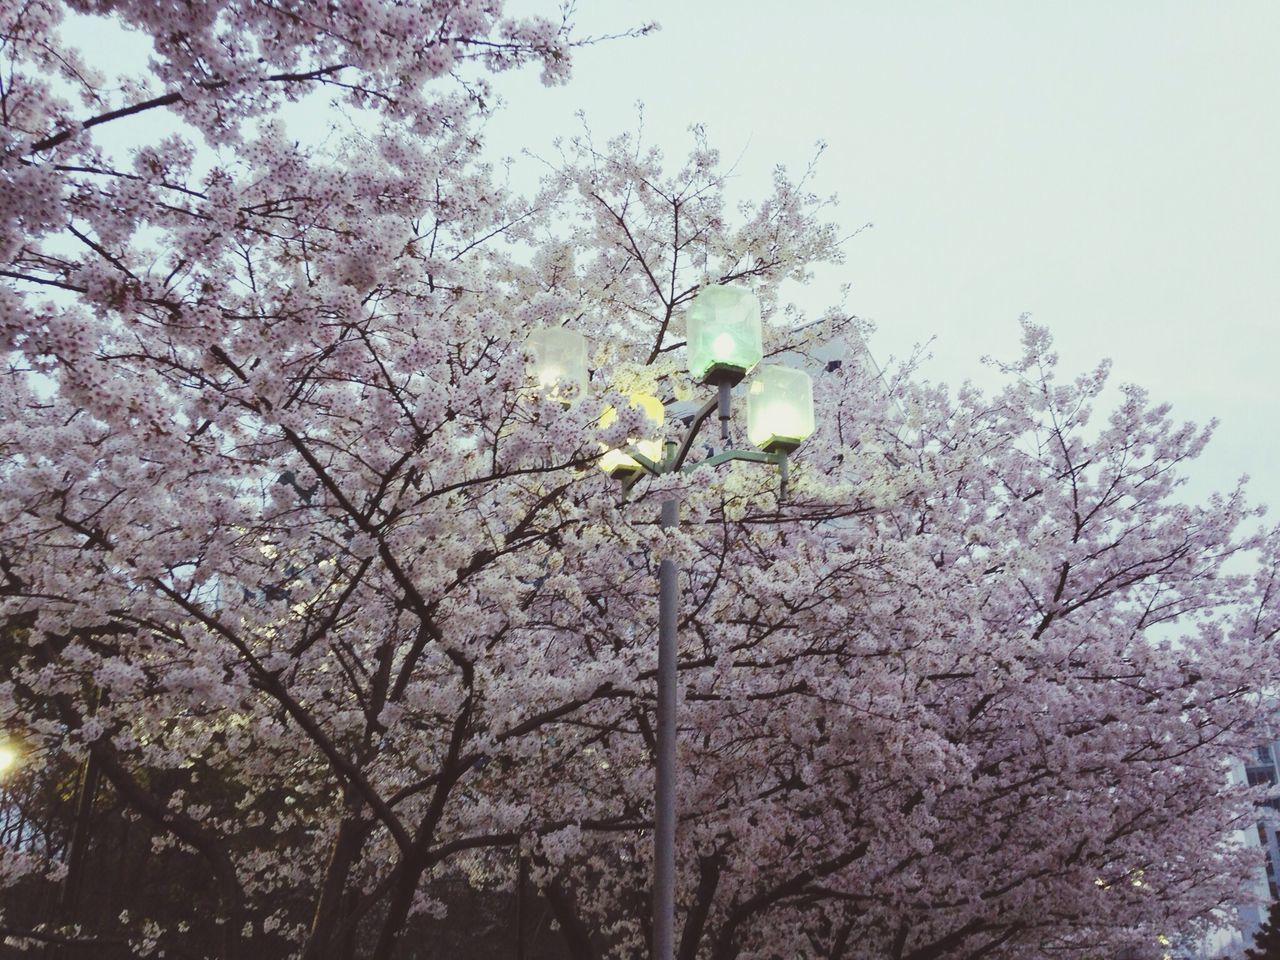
[654,494,679,960]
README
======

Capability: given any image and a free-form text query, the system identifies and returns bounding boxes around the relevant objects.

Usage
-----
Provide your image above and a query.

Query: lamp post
[528,285,815,960]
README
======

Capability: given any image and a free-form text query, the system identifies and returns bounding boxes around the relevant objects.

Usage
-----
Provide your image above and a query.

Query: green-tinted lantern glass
[747,365,815,453]
[686,286,763,385]
[527,327,588,400]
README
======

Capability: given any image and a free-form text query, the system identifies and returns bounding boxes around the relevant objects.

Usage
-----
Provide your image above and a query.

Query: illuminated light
[599,393,664,477]
[685,285,763,384]
[747,366,815,453]
[527,327,588,400]
[0,742,19,777]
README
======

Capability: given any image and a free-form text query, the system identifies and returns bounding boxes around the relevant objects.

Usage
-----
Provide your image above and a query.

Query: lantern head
[747,366,815,454]
[686,286,763,386]
[599,393,665,479]
[527,327,588,401]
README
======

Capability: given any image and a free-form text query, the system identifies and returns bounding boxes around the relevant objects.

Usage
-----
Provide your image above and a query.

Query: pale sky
[486,0,1280,509]
[57,2,1280,512]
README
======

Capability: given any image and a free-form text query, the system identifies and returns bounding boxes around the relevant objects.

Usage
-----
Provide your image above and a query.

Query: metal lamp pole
[654,490,679,960]
[630,400,793,960]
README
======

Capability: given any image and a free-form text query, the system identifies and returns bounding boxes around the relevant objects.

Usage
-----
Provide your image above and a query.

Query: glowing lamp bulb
[712,332,735,359]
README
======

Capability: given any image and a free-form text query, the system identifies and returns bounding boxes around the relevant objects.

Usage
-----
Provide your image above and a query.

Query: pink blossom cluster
[0,2,1276,959]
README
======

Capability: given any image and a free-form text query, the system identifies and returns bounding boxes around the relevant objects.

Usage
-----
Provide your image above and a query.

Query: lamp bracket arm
[670,396,721,473]
[627,449,663,475]
[682,449,784,473]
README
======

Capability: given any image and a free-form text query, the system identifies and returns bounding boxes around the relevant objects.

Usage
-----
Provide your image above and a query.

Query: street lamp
[528,285,815,960]
[746,366,814,497]
[527,326,588,400]
[686,285,763,383]
[598,394,666,479]
[685,284,764,441]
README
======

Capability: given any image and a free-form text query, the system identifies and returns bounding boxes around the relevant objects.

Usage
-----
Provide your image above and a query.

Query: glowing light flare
[0,741,20,778]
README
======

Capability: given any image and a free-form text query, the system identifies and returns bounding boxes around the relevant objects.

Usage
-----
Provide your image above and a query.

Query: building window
[1248,767,1278,788]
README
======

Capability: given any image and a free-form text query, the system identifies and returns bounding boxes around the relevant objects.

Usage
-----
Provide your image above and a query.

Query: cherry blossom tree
[2,2,1278,959]
[1247,901,1280,959]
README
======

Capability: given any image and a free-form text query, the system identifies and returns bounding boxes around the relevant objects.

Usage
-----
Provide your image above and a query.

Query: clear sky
[485,0,1280,508]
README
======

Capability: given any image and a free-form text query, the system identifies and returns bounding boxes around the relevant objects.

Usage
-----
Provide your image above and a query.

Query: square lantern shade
[527,327,587,400]
[747,366,815,453]
[686,286,763,385]
[599,393,665,478]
